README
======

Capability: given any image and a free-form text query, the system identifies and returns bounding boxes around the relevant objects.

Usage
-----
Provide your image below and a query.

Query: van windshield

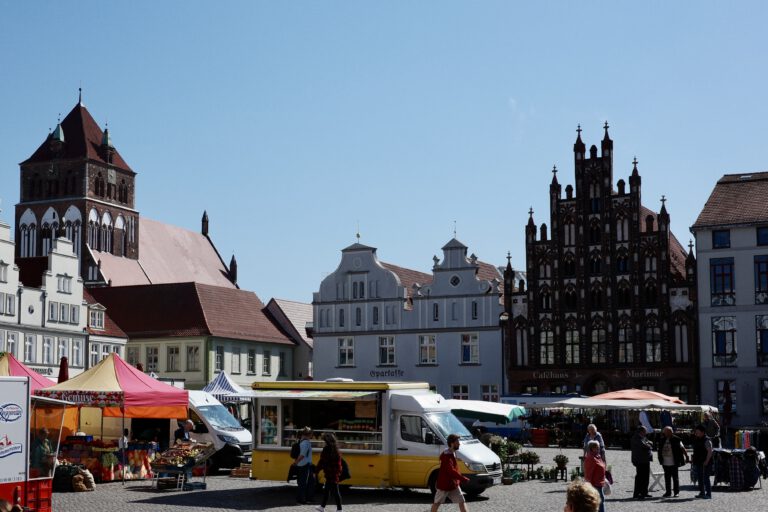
[425,412,473,440]
[197,405,243,430]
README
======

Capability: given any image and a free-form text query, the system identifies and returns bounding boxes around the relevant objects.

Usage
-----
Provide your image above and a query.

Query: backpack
[290,441,301,459]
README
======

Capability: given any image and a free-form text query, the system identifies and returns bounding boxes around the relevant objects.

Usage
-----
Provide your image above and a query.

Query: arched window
[618,317,634,363]
[644,280,658,306]
[564,288,578,311]
[564,319,579,364]
[563,219,576,246]
[590,286,603,310]
[645,316,662,362]
[589,182,601,213]
[563,253,576,277]
[41,223,53,256]
[539,321,554,365]
[589,254,601,275]
[540,288,551,310]
[589,221,601,244]
[644,252,657,273]
[539,260,551,279]
[514,321,528,366]
[616,252,629,274]
[591,320,607,364]
[617,281,632,309]
[616,215,629,241]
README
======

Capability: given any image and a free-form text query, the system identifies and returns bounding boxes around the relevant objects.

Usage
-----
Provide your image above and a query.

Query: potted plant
[518,451,541,465]
[536,466,544,479]
[502,467,515,485]
[554,453,569,469]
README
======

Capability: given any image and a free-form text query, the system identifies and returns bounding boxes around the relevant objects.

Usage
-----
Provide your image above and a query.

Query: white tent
[202,371,253,401]
[528,397,717,412]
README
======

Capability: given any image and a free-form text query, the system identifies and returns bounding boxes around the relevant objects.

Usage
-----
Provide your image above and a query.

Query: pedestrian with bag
[657,426,689,497]
[691,424,713,499]
[314,433,343,512]
[295,427,315,504]
[630,425,653,500]
[431,434,470,512]
[583,440,606,512]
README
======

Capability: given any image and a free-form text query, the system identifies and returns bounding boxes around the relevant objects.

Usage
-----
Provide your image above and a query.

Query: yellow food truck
[250,380,502,495]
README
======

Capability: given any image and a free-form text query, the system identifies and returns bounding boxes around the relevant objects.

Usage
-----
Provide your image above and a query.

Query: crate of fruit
[151,442,216,471]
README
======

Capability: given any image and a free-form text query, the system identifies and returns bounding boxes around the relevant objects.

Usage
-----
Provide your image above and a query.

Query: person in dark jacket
[630,426,653,500]
[691,424,713,499]
[657,426,689,497]
[314,433,343,512]
[430,434,469,512]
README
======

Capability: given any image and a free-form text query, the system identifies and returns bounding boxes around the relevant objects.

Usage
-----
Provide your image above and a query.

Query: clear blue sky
[1,1,766,303]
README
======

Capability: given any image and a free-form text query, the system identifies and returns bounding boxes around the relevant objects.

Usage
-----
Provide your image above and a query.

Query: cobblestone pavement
[54,447,766,512]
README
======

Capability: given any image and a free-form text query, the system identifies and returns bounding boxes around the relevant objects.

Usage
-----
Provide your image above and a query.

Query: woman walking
[583,424,606,462]
[314,433,343,512]
[583,440,606,512]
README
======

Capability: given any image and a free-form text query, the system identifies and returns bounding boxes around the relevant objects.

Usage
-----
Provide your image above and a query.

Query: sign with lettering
[369,368,405,379]
[0,377,29,483]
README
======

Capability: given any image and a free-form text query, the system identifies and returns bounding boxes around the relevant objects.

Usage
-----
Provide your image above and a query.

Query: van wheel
[428,471,439,497]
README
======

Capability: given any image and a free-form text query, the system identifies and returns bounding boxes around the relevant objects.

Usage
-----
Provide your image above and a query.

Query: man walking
[692,424,713,499]
[658,426,688,497]
[431,434,469,512]
[295,427,315,504]
[631,426,653,500]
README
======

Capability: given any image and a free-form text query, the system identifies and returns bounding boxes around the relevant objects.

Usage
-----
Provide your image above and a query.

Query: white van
[178,391,252,470]
[250,381,502,495]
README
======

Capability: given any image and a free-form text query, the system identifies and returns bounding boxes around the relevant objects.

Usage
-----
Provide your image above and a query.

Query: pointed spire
[603,121,610,139]
[229,254,238,285]
[631,156,639,176]
[78,87,82,106]
[601,121,613,155]
[201,210,209,236]
[527,207,535,227]
[573,124,585,154]
[551,165,559,184]
[506,251,512,270]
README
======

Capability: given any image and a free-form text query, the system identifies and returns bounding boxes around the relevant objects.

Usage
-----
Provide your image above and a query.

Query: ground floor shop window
[260,405,278,445]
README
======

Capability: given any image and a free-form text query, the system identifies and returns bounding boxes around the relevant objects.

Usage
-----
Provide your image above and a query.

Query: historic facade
[691,172,768,427]
[504,125,699,401]
[313,239,505,400]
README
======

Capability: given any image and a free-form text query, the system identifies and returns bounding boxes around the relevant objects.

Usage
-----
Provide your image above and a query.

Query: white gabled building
[1,220,92,379]
[312,239,505,400]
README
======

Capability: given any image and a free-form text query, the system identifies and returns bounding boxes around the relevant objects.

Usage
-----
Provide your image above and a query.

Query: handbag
[603,480,612,496]
[339,458,351,481]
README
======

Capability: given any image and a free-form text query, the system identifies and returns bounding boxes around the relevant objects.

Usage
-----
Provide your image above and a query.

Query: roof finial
[576,124,582,137]
[57,113,61,124]
[688,239,694,251]
[506,251,511,264]
[453,220,457,238]
[632,156,638,169]
[78,87,82,105]
[661,195,666,206]
[528,206,534,217]
[552,165,557,176]
[604,120,609,132]
[355,220,360,242]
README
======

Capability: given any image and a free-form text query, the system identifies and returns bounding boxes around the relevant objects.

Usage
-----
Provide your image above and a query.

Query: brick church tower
[15,92,139,281]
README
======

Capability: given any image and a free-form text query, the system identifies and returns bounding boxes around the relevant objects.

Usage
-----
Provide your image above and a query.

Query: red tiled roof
[95,217,236,288]
[82,288,128,338]
[692,172,768,229]
[88,282,292,344]
[381,261,433,292]
[265,299,313,348]
[476,260,502,283]
[22,102,132,172]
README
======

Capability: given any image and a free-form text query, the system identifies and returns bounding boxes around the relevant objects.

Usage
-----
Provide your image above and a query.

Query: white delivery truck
[250,381,502,496]
[175,391,252,471]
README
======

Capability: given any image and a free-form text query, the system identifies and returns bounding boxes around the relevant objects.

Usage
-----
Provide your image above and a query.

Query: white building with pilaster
[312,239,504,401]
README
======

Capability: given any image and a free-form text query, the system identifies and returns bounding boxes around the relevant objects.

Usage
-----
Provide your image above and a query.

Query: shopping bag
[603,480,612,496]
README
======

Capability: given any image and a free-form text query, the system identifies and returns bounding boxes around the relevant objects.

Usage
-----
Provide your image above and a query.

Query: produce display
[57,440,158,482]
[151,442,215,470]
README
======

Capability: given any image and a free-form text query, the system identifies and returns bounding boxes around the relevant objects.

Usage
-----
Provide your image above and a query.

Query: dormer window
[89,309,105,330]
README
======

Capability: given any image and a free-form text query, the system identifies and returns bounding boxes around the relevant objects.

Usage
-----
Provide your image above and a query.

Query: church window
[564,326,579,364]
[644,254,657,273]
[563,220,576,246]
[591,325,607,364]
[540,289,551,310]
[515,324,528,366]
[645,318,662,363]
[616,253,629,274]
[674,316,689,363]
[589,182,601,213]
[539,329,554,365]
[616,216,629,241]
[618,320,634,363]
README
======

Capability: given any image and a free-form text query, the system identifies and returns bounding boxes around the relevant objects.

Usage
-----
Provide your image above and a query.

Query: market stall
[202,371,253,428]
[526,397,718,448]
[35,353,188,482]
[0,352,56,392]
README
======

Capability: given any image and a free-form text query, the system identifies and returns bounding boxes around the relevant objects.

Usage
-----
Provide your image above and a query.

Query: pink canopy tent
[591,388,685,404]
[0,351,56,392]
[35,353,188,418]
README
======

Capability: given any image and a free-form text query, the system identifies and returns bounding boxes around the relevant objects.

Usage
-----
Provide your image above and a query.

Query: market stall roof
[528,397,717,412]
[203,371,252,401]
[591,388,685,404]
[249,389,377,400]
[0,352,56,392]
[444,399,526,424]
[35,353,188,418]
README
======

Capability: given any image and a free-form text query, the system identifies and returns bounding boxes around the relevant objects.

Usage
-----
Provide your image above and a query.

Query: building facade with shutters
[313,239,505,401]
[503,125,698,401]
[691,172,768,427]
